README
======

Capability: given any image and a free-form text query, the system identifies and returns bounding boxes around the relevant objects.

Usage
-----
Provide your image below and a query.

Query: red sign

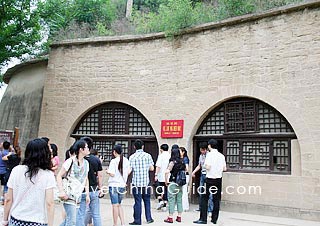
[161,120,184,138]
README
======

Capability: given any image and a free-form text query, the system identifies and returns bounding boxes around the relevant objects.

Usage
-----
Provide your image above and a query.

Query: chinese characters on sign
[0,131,13,143]
[161,120,184,138]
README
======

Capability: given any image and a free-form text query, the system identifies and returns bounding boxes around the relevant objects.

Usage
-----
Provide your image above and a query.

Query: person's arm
[85,177,90,205]
[149,155,154,171]
[97,170,103,189]
[45,188,55,226]
[223,156,227,171]
[165,161,174,186]
[155,166,160,181]
[185,163,189,172]
[56,165,68,200]
[204,163,211,170]
[204,154,212,170]
[106,160,115,177]
[164,169,170,186]
[192,165,201,177]
[51,159,58,171]
[3,188,13,225]
[2,152,12,161]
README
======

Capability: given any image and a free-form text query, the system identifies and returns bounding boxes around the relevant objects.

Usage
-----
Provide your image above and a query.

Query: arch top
[193,96,297,174]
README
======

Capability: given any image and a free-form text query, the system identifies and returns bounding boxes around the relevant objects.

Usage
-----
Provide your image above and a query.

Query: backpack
[175,170,186,186]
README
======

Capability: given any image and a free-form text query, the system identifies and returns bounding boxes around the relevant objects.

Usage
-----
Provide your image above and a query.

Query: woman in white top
[107,145,131,226]
[57,140,90,226]
[3,138,56,226]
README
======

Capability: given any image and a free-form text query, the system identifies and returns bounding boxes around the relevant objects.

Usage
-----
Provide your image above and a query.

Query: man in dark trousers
[76,137,103,226]
[193,139,226,225]
[129,139,154,225]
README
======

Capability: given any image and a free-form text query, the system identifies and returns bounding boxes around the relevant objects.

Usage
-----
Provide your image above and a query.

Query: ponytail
[114,144,123,176]
[118,154,123,176]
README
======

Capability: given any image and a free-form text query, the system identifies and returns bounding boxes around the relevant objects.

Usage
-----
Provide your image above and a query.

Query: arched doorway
[71,102,159,166]
[192,97,297,203]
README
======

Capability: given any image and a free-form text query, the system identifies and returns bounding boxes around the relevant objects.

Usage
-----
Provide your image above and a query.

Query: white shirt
[7,165,56,224]
[155,151,170,182]
[205,149,226,179]
[108,156,130,187]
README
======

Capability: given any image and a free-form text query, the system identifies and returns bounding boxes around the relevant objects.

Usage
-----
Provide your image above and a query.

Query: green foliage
[39,0,117,41]
[0,0,43,69]
[132,0,216,37]
[134,0,168,12]
[255,0,302,11]
[217,0,256,18]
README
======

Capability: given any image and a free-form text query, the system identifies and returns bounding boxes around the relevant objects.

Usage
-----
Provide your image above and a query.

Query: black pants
[199,177,222,223]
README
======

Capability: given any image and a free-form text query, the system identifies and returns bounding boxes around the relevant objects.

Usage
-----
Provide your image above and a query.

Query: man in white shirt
[193,139,226,225]
[155,144,170,211]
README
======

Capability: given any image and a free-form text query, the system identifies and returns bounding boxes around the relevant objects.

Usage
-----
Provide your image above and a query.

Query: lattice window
[74,102,154,136]
[196,98,295,174]
[101,108,113,134]
[93,140,113,163]
[225,101,256,133]
[92,140,129,165]
[226,140,240,169]
[76,110,99,134]
[198,107,224,134]
[273,140,290,172]
[129,109,154,136]
[258,104,293,133]
[114,108,126,134]
[242,141,270,170]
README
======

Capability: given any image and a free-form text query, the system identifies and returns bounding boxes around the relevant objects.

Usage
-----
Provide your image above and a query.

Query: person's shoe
[193,220,207,224]
[147,219,154,224]
[129,222,141,225]
[176,216,181,222]
[210,220,217,224]
[162,206,167,212]
[194,208,200,212]
[157,201,164,210]
[164,217,173,223]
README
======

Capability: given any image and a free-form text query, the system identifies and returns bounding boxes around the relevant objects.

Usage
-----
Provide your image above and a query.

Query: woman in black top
[164,145,186,223]
[3,145,21,177]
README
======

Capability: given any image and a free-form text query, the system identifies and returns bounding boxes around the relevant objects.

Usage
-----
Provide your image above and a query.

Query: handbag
[61,160,85,203]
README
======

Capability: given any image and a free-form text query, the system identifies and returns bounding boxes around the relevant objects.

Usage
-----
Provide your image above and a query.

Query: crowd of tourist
[0,137,226,226]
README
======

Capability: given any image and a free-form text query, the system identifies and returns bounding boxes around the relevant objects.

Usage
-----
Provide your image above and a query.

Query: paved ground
[51,198,319,226]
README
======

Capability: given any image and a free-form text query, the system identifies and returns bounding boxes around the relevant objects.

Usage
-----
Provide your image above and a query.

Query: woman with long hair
[179,147,190,211]
[57,140,90,226]
[2,138,55,226]
[164,145,186,223]
[107,144,131,226]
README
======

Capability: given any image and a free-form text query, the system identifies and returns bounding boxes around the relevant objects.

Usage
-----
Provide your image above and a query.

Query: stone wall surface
[7,2,320,220]
[0,61,47,148]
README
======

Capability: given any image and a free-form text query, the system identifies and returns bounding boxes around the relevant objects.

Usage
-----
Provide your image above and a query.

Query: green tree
[0,0,43,80]
[39,0,117,41]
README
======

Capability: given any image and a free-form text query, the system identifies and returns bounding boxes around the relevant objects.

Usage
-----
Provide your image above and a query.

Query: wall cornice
[3,57,48,84]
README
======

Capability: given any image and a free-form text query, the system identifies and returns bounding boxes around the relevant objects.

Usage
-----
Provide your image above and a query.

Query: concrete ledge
[3,57,48,84]
[221,200,320,221]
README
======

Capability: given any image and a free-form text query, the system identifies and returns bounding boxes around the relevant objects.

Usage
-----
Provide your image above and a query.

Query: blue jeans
[60,203,77,226]
[132,186,153,224]
[109,187,126,204]
[76,191,102,226]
